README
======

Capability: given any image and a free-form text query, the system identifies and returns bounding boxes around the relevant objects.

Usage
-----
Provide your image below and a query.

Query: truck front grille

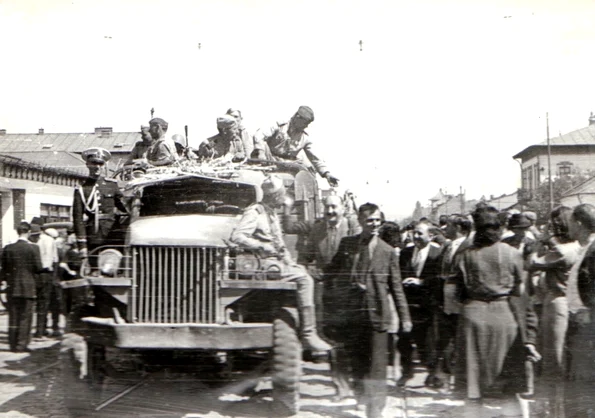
[131,246,221,324]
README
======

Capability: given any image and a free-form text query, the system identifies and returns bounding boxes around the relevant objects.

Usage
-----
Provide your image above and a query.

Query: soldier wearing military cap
[252,106,339,187]
[197,114,253,161]
[73,147,127,260]
[230,175,332,353]
[146,117,179,166]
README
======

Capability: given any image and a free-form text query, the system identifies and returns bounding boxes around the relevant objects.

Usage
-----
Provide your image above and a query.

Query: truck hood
[129,215,240,247]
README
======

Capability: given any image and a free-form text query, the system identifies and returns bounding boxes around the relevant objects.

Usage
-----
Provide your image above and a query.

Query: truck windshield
[139,177,256,217]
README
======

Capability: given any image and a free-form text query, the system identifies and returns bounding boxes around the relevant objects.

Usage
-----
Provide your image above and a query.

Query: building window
[557,161,573,176]
[40,203,70,224]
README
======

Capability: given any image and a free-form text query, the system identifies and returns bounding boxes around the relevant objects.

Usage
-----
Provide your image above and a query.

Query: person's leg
[280,263,331,351]
[8,296,18,351]
[35,273,51,337]
[21,299,34,350]
[366,330,389,418]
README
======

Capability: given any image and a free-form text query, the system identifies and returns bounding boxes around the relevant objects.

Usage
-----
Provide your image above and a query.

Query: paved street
[0,307,532,418]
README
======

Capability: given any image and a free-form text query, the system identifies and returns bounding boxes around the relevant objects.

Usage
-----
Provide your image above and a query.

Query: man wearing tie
[398,220,444,387]
[326,203,411,418]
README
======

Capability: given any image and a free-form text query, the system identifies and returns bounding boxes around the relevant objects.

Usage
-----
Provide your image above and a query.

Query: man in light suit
[398,220,444,387]
[326,202,411,418]
[1,222,43,352]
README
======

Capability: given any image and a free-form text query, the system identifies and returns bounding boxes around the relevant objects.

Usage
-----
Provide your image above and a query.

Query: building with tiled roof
[0,127,138,245]
[513,114,595,196]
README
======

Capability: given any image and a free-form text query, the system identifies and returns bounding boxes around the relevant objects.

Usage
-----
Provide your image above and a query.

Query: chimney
[38,128,44,135]
[0,129,6,136]
[589,112,595,126]
[94,127,113,137]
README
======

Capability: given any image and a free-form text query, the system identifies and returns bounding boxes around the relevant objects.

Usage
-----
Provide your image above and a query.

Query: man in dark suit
[326,202,411,418]
[1,222,43,352]
[398,220,444,387]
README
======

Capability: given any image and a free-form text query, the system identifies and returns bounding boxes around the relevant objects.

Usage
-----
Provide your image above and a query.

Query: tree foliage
[522,172,594,220]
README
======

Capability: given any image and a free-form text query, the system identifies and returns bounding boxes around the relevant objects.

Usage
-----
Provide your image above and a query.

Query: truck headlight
[97,249,123,277]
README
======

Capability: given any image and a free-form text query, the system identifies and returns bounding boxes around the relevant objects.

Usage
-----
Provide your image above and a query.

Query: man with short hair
[326,203,411,418]
[146,118,178,166]
[230,175,331,353]
[252,106,339,187]
[398,220,444,387]
[125,125,153,164]
[73,147,127,260]
[1,222,43,352]
[198,115,253,161]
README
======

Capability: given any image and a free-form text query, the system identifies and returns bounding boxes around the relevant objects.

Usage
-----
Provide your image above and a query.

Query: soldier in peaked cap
[252,106,340,187]
[73,147,127,260]
[230,175,332,353]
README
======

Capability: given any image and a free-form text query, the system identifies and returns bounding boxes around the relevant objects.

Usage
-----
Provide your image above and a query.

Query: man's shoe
[397,374,413,387]
[51,330,63,338]
[425,374,445,389]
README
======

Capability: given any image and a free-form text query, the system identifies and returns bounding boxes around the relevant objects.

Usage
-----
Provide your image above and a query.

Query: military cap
[172,134,186,146]
[522,211,537,222]
[217,115,237,130]
[149,117,168,130]
[82,147,112,164]
[261,175,286,197]
[296,106,314,122]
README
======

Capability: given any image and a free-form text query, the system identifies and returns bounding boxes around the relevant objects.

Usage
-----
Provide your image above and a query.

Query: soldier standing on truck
[251,106,340,187]
[230,175,332,353]
[73,147,127,260]
[146,117,178,166]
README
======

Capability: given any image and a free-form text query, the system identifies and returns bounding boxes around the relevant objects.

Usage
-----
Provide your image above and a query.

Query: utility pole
[460,186,465,213]
[547,112,554,211]
[150,108,155,119]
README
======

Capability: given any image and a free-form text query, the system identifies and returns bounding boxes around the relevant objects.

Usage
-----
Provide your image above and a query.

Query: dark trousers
[397,306,433,376]
[8,296,34,351]
[434,311,459,375]
[35,272,53,336]
[48,283,63,331]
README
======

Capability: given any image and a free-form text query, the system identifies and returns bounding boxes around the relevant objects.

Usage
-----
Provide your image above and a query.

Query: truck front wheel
[271,307,302,415]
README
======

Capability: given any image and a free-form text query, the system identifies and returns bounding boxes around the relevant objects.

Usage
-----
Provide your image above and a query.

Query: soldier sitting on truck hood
[230,175,332,353]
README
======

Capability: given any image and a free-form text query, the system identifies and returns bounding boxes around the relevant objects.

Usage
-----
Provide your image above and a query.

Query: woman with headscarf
[456,206,540,401]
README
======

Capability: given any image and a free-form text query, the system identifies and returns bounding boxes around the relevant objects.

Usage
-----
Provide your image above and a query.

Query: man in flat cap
[73,147,127,261]
[197,114,253,162]
[230,175,331,353]
[146,118,179,166]
[252,106,339,187]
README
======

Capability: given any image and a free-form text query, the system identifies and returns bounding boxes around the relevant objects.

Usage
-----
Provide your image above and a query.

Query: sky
[1,0,595,221]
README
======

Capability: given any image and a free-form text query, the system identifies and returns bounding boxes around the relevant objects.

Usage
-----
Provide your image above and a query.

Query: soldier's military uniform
[230,176,331,352]
[73,148,126,254]
[252,120,329,176]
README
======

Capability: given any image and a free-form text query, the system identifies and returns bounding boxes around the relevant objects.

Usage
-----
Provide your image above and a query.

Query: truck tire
[60,333,104,417]
[271,307,302,415]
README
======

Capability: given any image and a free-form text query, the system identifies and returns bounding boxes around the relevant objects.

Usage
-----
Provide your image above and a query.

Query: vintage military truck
[60,159,322,416]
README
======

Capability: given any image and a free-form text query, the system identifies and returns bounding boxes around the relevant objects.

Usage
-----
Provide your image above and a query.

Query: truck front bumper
[82,318,273,350]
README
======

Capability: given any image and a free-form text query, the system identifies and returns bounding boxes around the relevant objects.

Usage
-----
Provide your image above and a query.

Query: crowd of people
[2,105,595,418]
[230,173,595,417]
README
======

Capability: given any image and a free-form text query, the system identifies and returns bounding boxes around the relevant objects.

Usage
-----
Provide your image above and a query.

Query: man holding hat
[198,114,253,161]
[252,106,340,187]
[230,175,331,353]
[146,117,178,166]
[73,147,127,260]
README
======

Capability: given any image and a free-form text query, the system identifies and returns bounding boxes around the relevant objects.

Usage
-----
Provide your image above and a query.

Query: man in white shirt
[398,220,444,386]
[32,225,58,338]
